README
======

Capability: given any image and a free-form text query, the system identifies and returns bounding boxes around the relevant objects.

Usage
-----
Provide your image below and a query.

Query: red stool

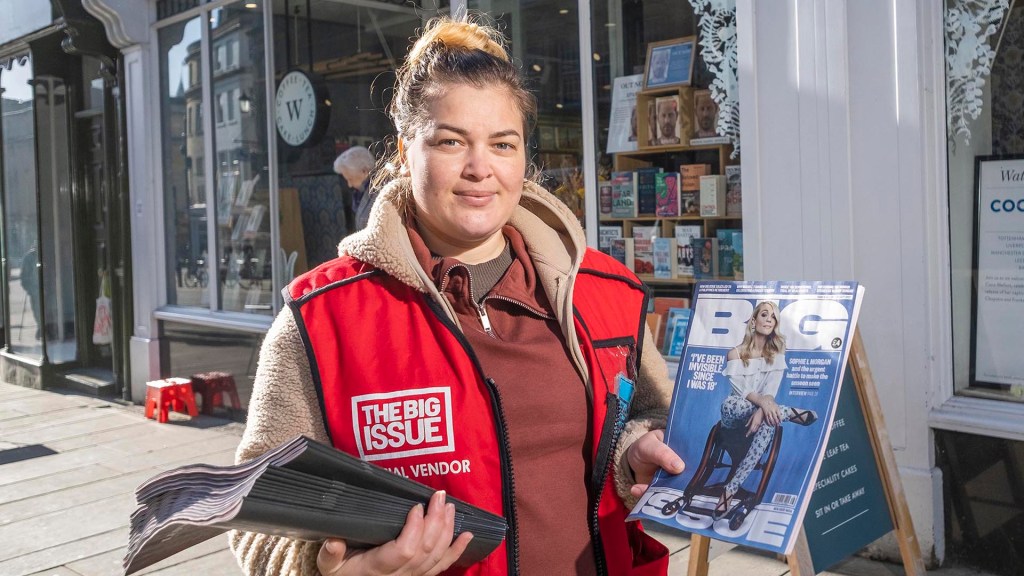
[144,378,199,423]
[190,371,241,415]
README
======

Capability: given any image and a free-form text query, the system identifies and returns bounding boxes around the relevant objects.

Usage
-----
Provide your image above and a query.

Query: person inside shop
[713,300,817,517]
[333,145,376,233]
[230,13,683,576]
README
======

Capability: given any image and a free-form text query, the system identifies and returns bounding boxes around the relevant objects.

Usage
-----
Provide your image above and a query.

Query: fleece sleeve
[228,309,330,576]
[611,325,674,508]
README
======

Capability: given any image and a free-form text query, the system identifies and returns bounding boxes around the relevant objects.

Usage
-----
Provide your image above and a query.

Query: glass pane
[271,0,445,276]
[945,2,1024,401]
[161,16,210,309]
[1,54,42,357]
[35,77,77,363]
[468,0,585,222]
[211,1,272,315]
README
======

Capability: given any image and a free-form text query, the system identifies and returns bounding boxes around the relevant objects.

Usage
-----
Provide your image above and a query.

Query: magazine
[124,435,506,575]
[629,280,865,555]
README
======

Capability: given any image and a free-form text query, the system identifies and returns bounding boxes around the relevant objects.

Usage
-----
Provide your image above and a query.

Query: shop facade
[6,0,1021,572]
[0,1,133,397]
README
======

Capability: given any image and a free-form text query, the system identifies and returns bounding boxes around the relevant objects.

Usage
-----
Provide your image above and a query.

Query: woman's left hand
[759,396,783,427]
[626,430,685,498]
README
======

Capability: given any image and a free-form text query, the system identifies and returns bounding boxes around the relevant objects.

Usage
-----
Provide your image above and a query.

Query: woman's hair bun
[406,16,510,66]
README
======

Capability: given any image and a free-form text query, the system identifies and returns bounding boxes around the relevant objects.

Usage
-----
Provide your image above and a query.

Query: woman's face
[404,83,527,261]
[752,305,777,337]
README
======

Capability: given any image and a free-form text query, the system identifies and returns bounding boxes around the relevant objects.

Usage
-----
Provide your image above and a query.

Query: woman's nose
[462,145,493,181]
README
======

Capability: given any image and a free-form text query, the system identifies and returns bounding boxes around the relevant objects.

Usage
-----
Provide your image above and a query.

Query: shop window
[270,0,449,275]
[0,54,42,358]
[945,1,1024,402]
[159,1,272,317]
[160,15,209,310]
[210,2,272,315]
[589,0,741,352]
[467,0,585,221]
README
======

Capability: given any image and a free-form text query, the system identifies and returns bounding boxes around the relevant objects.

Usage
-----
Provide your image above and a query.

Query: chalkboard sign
[803,368,893,572]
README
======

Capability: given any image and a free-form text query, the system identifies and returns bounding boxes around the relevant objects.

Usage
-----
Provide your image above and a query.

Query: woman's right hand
[317,490,474,576]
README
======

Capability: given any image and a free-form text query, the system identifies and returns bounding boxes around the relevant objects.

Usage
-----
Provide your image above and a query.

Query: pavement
[0,381,1001,576]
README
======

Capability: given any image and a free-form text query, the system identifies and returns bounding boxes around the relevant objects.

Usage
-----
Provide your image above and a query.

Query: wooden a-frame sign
[686,329,927,576]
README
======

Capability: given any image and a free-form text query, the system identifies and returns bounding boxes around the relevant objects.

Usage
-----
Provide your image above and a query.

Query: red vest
[286,249,669,576]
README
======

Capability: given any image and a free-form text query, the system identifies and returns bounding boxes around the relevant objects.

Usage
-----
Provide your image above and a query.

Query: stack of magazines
[124,435,506,575]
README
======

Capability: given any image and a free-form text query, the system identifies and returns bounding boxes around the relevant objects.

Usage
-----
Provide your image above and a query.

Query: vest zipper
[588,393,620,576]
[424,297,521,576]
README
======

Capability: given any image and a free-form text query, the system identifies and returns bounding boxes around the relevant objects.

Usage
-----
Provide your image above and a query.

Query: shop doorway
[0,33,130,395]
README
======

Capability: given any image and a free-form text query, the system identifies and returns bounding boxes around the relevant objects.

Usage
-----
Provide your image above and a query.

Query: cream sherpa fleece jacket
[229,178,673,575]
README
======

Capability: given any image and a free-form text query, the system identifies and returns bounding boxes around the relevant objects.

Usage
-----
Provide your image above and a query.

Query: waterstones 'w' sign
[275,69,329,147]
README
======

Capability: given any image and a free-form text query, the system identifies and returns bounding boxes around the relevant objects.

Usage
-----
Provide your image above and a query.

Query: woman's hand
[745,408,765,436]
[317,491,473,576]
[626,429,685,498]
[757,395,783,427]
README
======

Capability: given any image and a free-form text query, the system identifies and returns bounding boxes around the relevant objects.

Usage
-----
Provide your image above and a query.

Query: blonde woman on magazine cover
[714,300,817,517]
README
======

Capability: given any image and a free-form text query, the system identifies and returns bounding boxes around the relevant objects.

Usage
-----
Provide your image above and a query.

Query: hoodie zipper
[424,296,521,576]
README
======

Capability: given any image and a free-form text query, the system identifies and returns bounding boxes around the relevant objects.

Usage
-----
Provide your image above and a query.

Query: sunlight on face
[404,84,527,263]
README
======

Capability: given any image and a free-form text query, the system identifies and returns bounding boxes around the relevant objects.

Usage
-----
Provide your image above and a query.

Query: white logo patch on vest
[352,387,455,461]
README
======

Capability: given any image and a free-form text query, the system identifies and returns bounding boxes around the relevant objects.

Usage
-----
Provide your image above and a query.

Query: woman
[333,145,375,232]
[230,15,682,576]
[716,301,816,517]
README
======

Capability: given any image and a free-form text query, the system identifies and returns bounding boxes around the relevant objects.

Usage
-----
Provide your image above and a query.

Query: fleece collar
[337,177,587,320]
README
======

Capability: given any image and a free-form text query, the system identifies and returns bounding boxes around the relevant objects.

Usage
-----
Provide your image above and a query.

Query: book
[716,228,741,279]
[633,238,655,275]
[631,224,659,242]
[731,231,744,277]
[629,281,865,556]
[598,179,614,220]
[653,94,684,146]
[636,167,663,215]
[655,172,682,217]
[652,237,678,279]
[674,224,702,277]
[610,171,638,218]
[653,296,690,348]
[699,175,727,217]
[124,435,506,575]
[606,74,643,154]
[680,164,711,192]
[725,165,742,217]
[609,237,635,269]
[645,313,663,345]
[662,307,692,357]
[691,237,719,279]
[598,225,623,253]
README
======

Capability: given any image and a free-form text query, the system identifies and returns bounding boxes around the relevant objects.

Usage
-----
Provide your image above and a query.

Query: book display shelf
[599,131,742,291]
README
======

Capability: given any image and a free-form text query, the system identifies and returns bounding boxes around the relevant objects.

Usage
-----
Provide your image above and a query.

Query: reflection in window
[1,54,42,357]
[211,1,272,315]
[161,16,209,309]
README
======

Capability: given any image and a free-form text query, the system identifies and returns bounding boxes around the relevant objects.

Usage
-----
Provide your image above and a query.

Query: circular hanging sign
[275,69,330,147]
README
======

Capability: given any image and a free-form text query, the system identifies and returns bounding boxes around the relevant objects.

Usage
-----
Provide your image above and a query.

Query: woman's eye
[495,142,515,151]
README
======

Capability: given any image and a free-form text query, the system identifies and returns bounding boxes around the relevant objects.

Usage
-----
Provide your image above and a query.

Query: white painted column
[737,0,947,564]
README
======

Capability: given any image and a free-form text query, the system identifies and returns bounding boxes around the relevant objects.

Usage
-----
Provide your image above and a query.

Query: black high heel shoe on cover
[788,408,818,426]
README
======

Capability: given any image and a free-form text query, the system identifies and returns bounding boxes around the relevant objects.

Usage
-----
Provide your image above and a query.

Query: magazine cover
[629,280,865,555]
